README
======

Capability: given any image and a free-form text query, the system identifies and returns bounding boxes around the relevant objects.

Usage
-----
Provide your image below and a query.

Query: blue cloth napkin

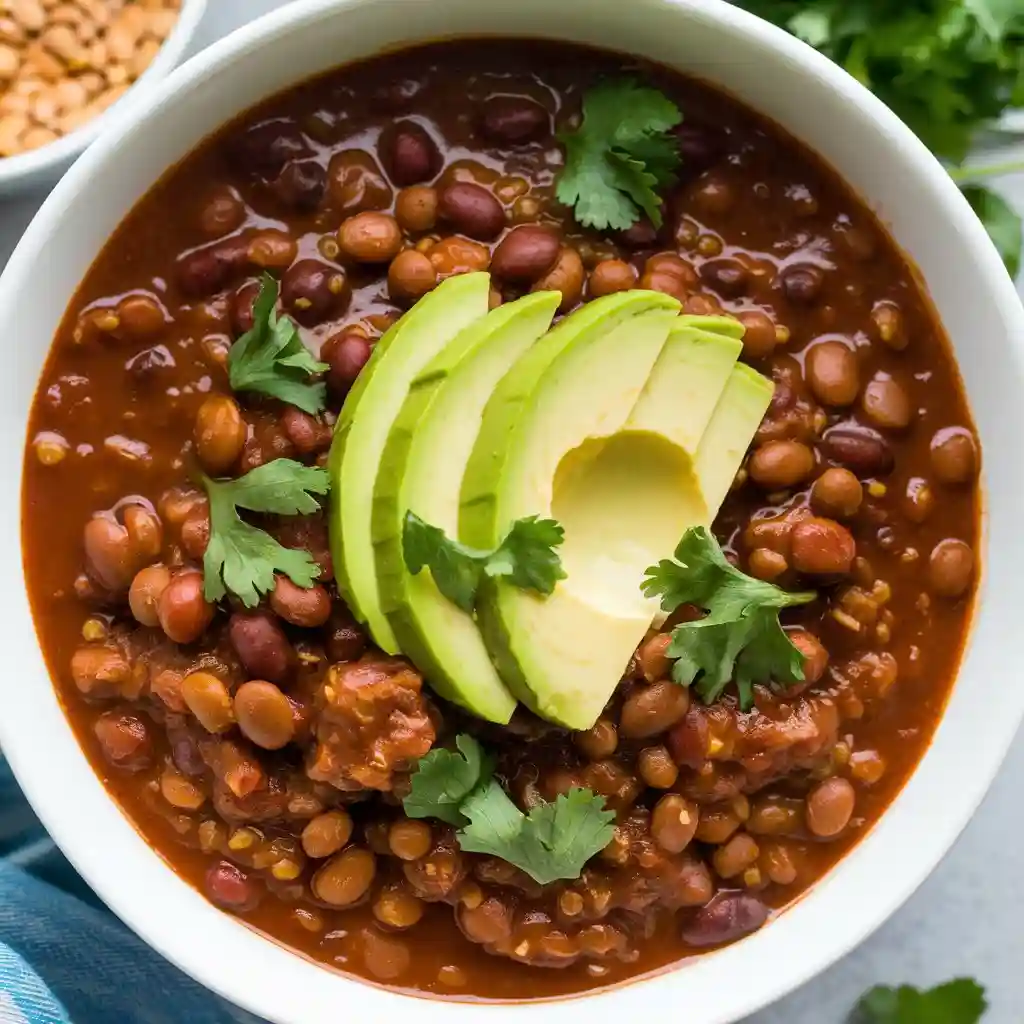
[0,760,258,1024]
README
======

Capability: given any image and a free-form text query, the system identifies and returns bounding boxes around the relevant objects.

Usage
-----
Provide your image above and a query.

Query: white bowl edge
[1,1,1023,1022]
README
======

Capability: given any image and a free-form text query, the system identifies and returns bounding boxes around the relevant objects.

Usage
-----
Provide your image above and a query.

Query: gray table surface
[2,2,1022,1020]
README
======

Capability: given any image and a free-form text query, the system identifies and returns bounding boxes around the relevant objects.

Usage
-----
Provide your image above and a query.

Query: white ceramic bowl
[0,0,207,196]
[2,1,1023,1022]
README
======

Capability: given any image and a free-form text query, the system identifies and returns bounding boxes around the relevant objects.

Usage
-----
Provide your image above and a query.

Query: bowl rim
[2,0,1023,1022]
[0,0,208,190]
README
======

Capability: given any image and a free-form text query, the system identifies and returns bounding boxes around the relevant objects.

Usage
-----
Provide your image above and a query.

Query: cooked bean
[180,507,210,560]
[313,847,376,906]
[683,892,769,947]
[247,230,298,270]
[779,264,824,305]
[490,225,561,283]
[788,630,829,685]
[327,148,393,214]
[379,120,441,186]
[481,94,549,143]
[338,211,403,263]
[205,861,258,911]
[806,339,859,407]
[228,610,293,682]
[199,187,246,237]
[791,516,855,576]
[747,796,804,836]
[438,182,505,241]
[360,927,411,980]
[573,719,618,761]
[928,539,974,599]
[805,777,856,837]
[736,309,778,361]
[862,374,913,431]
[70,645,131,698]
[117,294,166,341]
[374,885,425,930]
[388,249,438,303]
[302,810,354,859]
[618,216,659,249]
[903,477,934,523]
[760,841,799,885]
[230,122,307,176]
[160,767,206,810]
[394,186,438,234]
[234,680,295,750]
[128,564,171,627]
[194,395,245,475]
[181,671,234,734]
[821,427,894,478]
[694,805,742,844]
[748,440,814,490]
[747,547,787,581]
[231,280,261,335]
[280,407,331,456]
[871,300,907,350]
[713,833,760,879]
[588,258,636,298]
[620,681,690,738]
[158,571,215,644]
[651,794,700,853]
[427,235,491,277]
[930,428,978,486]
[84,505,162,592]
[323,330,372,398]
[272,159,327,212]
[93,711,152,771]
[638,632,672,682]
[532,245,584,311]
[700,257,748,297]
[325,608,369,662]
[281,259,348,325]
[638,746,679,789]
[811,467,863,519]
[269,576,331,628]
[389,819,432,861]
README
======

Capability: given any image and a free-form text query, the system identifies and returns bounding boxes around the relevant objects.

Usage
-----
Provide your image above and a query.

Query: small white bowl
[1,1,1023,1022]
[0,0,207,196]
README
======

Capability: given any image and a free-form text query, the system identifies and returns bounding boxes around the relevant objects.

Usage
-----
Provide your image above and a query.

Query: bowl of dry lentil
[0,0,207,194]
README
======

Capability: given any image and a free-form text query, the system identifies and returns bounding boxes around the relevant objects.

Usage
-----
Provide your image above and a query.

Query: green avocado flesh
[371,291,561,724]
[460,291,763,729]
[329,273,491,653]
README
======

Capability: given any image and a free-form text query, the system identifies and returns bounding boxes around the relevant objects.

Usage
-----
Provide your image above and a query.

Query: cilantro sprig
[851,979,988,1024]
[402,511,566,613]
[201,460,330,607]
[556,79,682,231]
[227,274,328,414]
[642,526,816,710]
[401,733,615,884]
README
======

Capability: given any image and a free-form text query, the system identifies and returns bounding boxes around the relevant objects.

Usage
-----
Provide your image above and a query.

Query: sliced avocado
[372,291,561,723]
[694,362,775,517]
[329,272,491,653]
[461,290,707,730]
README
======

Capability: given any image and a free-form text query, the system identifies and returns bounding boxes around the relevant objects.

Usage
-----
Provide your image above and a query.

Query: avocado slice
[330,272,491,653]
[372,291,561,723]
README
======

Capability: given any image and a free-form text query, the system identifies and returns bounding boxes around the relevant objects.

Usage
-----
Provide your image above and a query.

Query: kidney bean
[280,407,331,456]
[93,711,152,771]
[272,159,326,212]
[230,280,261,336]
[129,564,171,627]
[205,860,259,911]
[699,257,748,297]
[177,238,249,298]
[394,185,438,234]
[228,121,308,177]
[338,212,403,263]
[388,249,438,304]
[228,609,293,682]
[618,216,660,249]
[322,330,372,398]
[673,121,723,176]
[790,517,855,576]
[200,186,246,237]
[748,440,815,490]
[438,182,505,241]
[194,394,246,475]
[327,148,393,214]
[270,575,331,628]
[281,259,349,325]
[821,426,894,478]
[928,539,974,599]
[379,120,441,186]
[480,94,550,143]
[682,892,769,947]
[533,245,585,311]
[620,681,690,738]
[811,467,863,519]
[806,339,859,407]
[778,263,825,305]
[930,427,978,486]
[862,374,913,431]
[325,608,369,662]
[158,571,215,644]
[490,224,561,282]
[691,175,736,218]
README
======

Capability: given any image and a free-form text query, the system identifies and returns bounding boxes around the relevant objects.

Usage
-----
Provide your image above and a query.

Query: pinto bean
[930,428,978,486]
[620,681,690,738]
[532,246,584,311]
[805,340,859,407]
[790,517,855,576]
[928,539,975,599]
[589,259,636,298]
[811,467,863,519]
[394,186,438,234]
[269,576,331,627]
[194,395,245,475]
[748,440,815,490]
[128,564,171,627]
[158,571,215,644]
[338,212,403,263]
[234,680,295,750]
[805,777,856,837]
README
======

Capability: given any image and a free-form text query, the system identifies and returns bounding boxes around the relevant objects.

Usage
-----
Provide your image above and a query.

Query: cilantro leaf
[642,526,816,710]
[227,274,328,415]
[402,511,566,614]
[556,79,682,231]
[962,184,1022,279]
[201,460,330,607]
[403,734,495,827]
[852,979,988,1024]
[457,780,615,885]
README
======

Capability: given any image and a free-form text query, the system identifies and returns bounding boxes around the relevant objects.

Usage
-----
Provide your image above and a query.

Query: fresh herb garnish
[556,79,682,231]
[851,979,988,1024]
[402,733,615,884]
[403,733,495,827]
[642,526,816,710]
[458,781,615,885]
[227,274,328,414]
[402,511,566,613]
[201,459,330,607]
[739,0,1024,274]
